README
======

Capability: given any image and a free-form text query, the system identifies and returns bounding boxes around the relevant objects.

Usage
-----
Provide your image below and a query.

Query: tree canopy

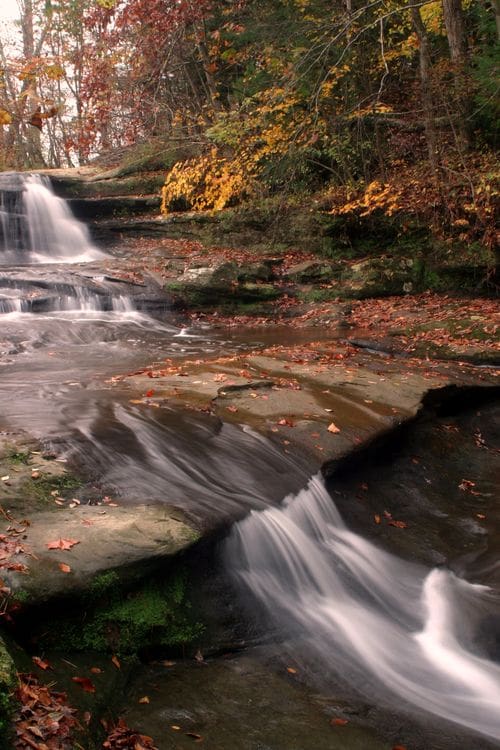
[0,0,498,249]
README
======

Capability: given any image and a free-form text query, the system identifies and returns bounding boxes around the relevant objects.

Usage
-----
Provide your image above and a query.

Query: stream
[1,173,499,749]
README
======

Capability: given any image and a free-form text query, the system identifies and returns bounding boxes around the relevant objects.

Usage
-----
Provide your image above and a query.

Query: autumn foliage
[0,0,497,254]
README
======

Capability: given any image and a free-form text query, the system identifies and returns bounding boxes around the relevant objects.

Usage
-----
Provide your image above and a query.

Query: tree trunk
[410,5,439,174]
[441,0,471,148]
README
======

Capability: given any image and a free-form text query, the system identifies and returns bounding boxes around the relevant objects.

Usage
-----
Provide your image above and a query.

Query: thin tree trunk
[410,4,439,174]
[442,0,471,148]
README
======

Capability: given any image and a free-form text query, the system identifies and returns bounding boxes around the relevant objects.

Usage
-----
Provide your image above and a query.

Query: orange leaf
[374,514,381,524]
[138,695,150,704]
[59,563,71,573]
[330,718,349,726]
[32,656,51,670]
[46,538,80,550]
[388,520,408,529]
[327,422,340,433]
[286,667,297,674]
[111,655,121,669]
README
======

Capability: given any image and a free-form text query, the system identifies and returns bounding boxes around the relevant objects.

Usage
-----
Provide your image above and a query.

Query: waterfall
[226,475,500,742]
[0,172,104,263]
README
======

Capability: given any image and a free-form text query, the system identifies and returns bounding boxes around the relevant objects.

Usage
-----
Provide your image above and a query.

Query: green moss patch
[28,569,203,657]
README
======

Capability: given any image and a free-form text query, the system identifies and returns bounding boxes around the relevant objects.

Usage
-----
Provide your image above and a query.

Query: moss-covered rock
[0,636,15,748]
[166,260,282,309]
[339,256,416,297]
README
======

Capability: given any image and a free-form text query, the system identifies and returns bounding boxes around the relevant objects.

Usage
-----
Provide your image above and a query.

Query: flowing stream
[226,475,500,743]
[1,173,499,747]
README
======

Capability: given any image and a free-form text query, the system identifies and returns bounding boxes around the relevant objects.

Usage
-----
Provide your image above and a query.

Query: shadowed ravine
[1,173,499,748]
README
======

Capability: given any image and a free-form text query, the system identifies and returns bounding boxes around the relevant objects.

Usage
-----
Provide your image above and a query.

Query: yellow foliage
[0,109,12,126]
[161,148,253,213]
[335,180,403,217]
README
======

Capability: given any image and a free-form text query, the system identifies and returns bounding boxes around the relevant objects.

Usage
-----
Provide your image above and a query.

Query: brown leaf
[46,538,80,551]
[374,514,381,524]
[72,676,95,693]
[111,655,121,669]
[32,656,51,671]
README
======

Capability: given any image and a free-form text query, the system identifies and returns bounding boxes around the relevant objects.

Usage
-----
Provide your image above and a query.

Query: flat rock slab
[1,504,198,602]
[122,349,455,474]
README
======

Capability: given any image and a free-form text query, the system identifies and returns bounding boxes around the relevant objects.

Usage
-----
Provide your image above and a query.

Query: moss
[297,288,339,303]
[7,451,31,465]
[28,473,81,503]
[38,571,204,656]
[0,636,15,749]
[89,571,120,597]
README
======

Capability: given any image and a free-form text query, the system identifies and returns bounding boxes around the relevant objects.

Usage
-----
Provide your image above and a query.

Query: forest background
[0,0,498,269]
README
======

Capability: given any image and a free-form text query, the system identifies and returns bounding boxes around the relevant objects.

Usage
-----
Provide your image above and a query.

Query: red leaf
[59,563,71,573]
[72,676,96,693]
[145,389,155,397]
[330,718,349,726]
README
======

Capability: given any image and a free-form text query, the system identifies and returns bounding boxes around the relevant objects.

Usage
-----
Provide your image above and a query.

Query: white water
[0,173,104,263]
[227,475,500,742]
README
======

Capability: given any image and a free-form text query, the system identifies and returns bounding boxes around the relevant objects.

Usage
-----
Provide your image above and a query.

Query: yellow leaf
[0,109,12,125]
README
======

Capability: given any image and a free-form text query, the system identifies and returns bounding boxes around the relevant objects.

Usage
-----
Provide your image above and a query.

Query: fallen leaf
[83,711,92,725]
[72,676,95,693]
[59,563,71,573]
[46,538,80,550]
[194,649,204,663]
[388,520,408,529]
[111,655,121,669]
[32,656,51,670]
[90,667,103,674]
[145,389,155,397]
[226,405,238,413]
[330,718,349,726]
[171,725,181,730]
[286,667,297,674]
[327,422,340,434]
[185,732,203,741]
[374,514,381,524]
[139,696,150,704]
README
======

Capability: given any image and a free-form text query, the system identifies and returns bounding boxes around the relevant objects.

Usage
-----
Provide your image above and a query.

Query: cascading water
[226,475,500,743]
[0,172,104,264]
